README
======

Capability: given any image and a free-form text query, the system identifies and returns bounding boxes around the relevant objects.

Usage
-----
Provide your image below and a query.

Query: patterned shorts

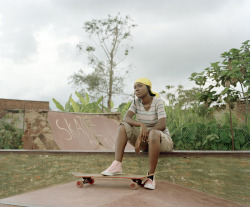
[120,122,173,152]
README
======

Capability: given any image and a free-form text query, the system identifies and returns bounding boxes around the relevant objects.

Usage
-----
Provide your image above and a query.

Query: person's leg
[159,133,173,152]
[148,129,161,174]
[144,129,161,190]
[115,124,128,162]
[101,123,135,175]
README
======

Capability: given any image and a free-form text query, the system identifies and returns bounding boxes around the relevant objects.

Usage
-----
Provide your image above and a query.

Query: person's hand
[140,123,149,142]
[135,135,141,154]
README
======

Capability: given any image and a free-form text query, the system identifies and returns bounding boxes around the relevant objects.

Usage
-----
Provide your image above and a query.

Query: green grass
[0,154,249,205]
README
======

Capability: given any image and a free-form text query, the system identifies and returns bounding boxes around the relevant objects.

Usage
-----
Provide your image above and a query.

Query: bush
[167,108,250,150]
[0,118,24,149]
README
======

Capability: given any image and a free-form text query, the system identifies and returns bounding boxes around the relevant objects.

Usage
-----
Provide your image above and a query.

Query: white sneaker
[101,160,123,176]
[144,174,156,190]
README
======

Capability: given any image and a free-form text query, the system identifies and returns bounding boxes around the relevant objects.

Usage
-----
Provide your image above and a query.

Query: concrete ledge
[0,150,249,157]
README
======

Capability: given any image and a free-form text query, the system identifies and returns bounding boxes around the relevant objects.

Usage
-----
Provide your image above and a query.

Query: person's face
[134,82,148,98]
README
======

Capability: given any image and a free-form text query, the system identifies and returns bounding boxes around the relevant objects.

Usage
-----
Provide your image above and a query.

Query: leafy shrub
[168,108,250,150]
[0,118,24,149]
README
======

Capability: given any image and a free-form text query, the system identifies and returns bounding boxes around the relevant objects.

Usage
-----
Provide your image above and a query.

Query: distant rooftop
[0,98,49,103]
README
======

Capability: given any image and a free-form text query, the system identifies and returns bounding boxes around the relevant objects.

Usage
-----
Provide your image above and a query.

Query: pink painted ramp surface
[0,180,247,207]
[48,111,134,151]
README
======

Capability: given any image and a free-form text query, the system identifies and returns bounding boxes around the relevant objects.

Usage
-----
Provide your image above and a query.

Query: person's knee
[148,130,161,143]
[118,124,126,133]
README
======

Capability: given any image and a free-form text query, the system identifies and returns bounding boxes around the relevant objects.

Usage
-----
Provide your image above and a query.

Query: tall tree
[69,13,137,111]
[190,40,250,150]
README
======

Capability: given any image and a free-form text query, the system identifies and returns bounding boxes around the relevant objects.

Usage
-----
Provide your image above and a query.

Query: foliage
[190,40,250,150]
[0,116,23,149]
[116,101,132,117]
[167,107,250,150]
[53,91,108,113]
[69,13,137,111]
[160,85,213,118]
[190,40,250,114]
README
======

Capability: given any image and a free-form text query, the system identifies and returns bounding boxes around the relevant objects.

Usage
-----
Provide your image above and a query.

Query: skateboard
[72,172,153,190]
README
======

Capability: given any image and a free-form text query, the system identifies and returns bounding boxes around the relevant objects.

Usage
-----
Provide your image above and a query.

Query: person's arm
[150,117,166,131]
[124,110,149,139]
[150,99,167,132]
[124,110,139,126]
[124,110,147,154]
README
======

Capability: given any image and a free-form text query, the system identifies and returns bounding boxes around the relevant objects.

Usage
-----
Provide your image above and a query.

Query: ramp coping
[0,150,249,157]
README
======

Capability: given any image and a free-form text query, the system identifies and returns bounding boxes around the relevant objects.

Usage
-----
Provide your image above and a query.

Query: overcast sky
[0,0,249,110]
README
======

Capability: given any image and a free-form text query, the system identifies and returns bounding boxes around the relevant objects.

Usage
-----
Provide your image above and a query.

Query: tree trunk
[107,27,118,112]
[245,89,249,126]
[229,103,234,151]
[102,97,104,113]
[108,59,114,112]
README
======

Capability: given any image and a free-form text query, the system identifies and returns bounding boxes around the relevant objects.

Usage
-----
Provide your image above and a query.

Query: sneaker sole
[144,186,155,190]
[144,184,155,190]
[101,172,123,176]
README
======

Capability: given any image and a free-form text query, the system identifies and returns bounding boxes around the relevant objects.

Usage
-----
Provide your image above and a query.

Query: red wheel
[130,182,138,190]
[77,181,83,188]
[89,178,95,184]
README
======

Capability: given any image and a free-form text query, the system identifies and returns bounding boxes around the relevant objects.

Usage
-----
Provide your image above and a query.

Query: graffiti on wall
[48,111,133,151]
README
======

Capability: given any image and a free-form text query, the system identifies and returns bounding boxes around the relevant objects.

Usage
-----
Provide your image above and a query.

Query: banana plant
[52,98,65,111]
[53,91,104,113]
[52,95,73,112]
[69,96,80,112]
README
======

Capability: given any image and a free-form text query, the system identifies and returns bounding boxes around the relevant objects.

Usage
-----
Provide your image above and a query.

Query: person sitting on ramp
[101,78,173,190]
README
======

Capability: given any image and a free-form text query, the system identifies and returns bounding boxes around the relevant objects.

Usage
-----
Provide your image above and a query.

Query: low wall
[0,98,49,118]
[18,110,133,151]
[22,110,59,150]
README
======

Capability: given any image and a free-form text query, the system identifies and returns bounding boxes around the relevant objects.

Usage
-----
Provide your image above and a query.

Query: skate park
[0,111,249,207]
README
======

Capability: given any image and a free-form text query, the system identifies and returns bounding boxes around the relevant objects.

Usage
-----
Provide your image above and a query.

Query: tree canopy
[190,40,249,109]
[69,13,137,111]
[190,40,250,150]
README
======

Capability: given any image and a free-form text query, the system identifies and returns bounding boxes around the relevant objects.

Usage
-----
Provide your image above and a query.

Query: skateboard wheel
[77,181,84,188]
[89,178,95,184]
[130,182,138,190]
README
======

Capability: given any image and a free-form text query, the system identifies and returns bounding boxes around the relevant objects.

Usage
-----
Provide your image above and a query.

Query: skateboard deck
[72,172,153,190]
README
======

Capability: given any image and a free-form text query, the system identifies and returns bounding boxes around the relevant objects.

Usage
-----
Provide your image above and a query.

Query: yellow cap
[135,78,159,97]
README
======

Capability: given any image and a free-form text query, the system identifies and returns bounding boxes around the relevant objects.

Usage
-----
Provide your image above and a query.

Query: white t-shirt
[128,96,170,136]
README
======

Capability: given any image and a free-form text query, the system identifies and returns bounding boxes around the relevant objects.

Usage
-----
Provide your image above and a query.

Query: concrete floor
[0,179,248,207]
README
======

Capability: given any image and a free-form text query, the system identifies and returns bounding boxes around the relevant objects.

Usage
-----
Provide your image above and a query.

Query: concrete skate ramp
[0,180,247,207]
[48,111,134,151]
